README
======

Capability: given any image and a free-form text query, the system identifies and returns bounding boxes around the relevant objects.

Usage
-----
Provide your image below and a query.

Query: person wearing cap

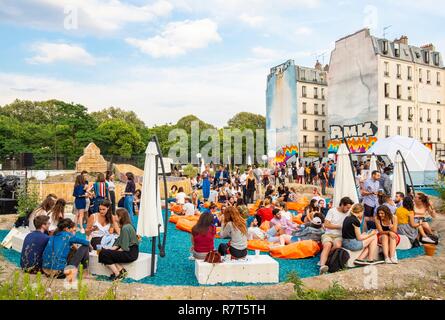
[182,196,198,216]
[279,217,325,245]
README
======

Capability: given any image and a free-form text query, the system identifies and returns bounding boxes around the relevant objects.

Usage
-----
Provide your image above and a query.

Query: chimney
[421,43,435,51]
[395,35,408,45]
[314,60,322,71]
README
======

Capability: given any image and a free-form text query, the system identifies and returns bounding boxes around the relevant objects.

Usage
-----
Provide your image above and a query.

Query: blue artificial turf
[0,215,425,286]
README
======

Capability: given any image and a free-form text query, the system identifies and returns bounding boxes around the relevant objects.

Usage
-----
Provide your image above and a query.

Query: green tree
[227,112,266,131]
[91,107,146,130]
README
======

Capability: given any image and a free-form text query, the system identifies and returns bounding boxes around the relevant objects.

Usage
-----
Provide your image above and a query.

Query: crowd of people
[19,170,143,281]
[170,161,439,275]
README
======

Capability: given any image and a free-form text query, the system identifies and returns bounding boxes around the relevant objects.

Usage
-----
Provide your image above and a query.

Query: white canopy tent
[333,143,359,207]
[391,152,406,199]
[366,136,437,186]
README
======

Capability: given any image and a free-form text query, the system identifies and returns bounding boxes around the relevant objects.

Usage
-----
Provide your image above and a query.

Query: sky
[0,0,444,127]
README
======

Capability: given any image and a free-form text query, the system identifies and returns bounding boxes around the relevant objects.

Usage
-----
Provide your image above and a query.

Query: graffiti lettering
[330,121,377,140]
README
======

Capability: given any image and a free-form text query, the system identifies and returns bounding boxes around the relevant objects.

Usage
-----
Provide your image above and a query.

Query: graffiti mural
[329,121,378,154]
[275,145,299,165]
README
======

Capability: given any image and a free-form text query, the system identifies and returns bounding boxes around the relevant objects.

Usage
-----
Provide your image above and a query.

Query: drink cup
[96,245,102,255]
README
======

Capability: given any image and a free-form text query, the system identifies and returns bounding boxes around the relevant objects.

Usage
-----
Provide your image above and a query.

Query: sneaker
[368,260,385,265]
[117,268,128,280]
[385,257,392,264]
[421,236,436,244]
[319,265,329,275]
[80,228,85,234]
[354,259,369,266]
[390,257,398,264]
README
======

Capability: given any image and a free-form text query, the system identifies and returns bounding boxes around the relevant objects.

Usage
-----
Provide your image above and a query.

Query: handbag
[204,250,222,264]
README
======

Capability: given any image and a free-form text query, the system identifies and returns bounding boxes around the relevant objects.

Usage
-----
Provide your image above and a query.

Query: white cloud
[0,0,173,34]
[239,14,265,27]
[295,26,313,36]
[125,19,222,58]
[27,42,97,65]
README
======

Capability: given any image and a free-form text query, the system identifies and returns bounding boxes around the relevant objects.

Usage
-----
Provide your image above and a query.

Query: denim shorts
[342,238,363,251]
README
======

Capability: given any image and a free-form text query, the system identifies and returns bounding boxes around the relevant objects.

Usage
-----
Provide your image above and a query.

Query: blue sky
[0,0,444,127]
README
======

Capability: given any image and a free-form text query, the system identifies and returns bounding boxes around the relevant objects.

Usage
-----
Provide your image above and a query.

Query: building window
[382,40,389,54]
[428,128,431,141]
[438,72,441,86]
[420,108,423,122]
[321,88,325,99]
[397,85,402,99]
[314,87,318,99]
[314,136,319,148]
[303,135,307,144]
[394,43,400,57]
[384,62,389,77]
[301,69,306,80]
[302,86,307,97]
[420,128,423,141]
[438,110,441,124]
[322,104,325,115]
[397,126,402,135]
[303,119,307,130]
[314,104,319,115]
[314,120,319,131]
[322,120,325,131]
[419,68,423,83]
[407,66,412,81]
[427,109,431,122]
[427,70,431,84]
[385,104,390,120]
[434,53,440,66]
[408,107,413,121]
[397,64,401,78]
[408,127,413,138]
[385,126,390,138]
[408,86,412,100]
[397,106,402,120]
[384,83,390,97]
[302,102,307,114]
[424,51,430,64]
[322,136,326,147]
[438,129,442,142]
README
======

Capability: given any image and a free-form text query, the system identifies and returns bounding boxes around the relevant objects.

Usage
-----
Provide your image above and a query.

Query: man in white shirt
[319,196,354,275]
[182,197,197,216]
[297,165,305,184]
[208,186,218,203]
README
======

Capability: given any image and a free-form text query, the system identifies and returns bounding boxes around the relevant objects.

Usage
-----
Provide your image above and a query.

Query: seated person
[42,218,91,279]
[374,194,397,215]
[191,213,216,260]
[86,200,117,250]
[175,187,187,205]
[99,208,140,281]
[256,198,273,222]
[247,215,281,244]
[396,196,436,245]
[270,208,298,235]
[209,203,221,227]
[375,205,399,264]
[218,207,248,259]
[413,193,437,236]
[48,199,66,234]
[274,202,292,221]
[279,217,325,245]
[302,199,319,223]
[183,197,198,216]
[342,204,383,266]
[235,198,249,219]
[318,199,329,217]
[21,215,51,274]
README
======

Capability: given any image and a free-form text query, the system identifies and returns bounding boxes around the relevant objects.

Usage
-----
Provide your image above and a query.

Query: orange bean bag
[170,204,183,214]
[270,240,321,259]
[184,215,200,222]
[169,215,181,224]
[175,218,197,233]
[259,221,270,232]
[292,213,304,225]
[247,239,272,252]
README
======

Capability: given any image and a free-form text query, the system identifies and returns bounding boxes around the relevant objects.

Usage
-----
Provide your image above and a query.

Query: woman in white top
[176,187,187,205]
[48,199,66,234]
[28,196,56,232]
[106,171,116,214]
[86,199,118,249]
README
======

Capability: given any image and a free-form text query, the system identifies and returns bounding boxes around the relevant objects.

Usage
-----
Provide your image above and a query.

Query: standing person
[361,170,381,230]
[319,163,328,195]
[328,161,336,187]
[201,165,211,201]
[106,171,116,214]
[245,170,256,204]
[310,163,317,185]
[73,174,88,234]
[21,215,50,273]
[375,205,399,264]
[253,165,263,201]
[239,169,247,203]
[191,213,216,260]
[319,197,354,275]
[42,218,90,279]
[91,173,110,214]
[342,204,382,266]
[98,208,139,281]
[297,164,305,184]
[81,171,91,215]
[218,207,248,259]
[123,172,136,225]
[48,199,66,234]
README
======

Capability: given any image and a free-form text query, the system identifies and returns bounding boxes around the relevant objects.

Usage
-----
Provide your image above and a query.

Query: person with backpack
[342,204,383,266]
[319,197,354,275]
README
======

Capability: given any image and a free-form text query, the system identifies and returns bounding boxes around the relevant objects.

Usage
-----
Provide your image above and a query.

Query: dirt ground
[1,204,444,300]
